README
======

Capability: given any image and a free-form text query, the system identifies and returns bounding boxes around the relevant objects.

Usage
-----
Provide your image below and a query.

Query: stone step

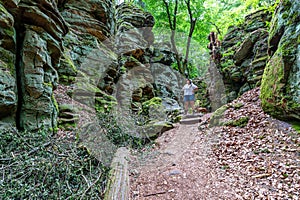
[180,117,201,125]
[181,113,203,119]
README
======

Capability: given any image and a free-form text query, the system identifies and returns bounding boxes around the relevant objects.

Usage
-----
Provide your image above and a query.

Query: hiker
[182,79,198,115]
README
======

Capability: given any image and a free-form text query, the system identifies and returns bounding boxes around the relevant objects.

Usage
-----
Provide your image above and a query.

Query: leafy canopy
[131,0,274,78]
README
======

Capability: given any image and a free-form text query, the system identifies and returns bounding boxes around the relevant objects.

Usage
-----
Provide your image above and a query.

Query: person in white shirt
[182,79,198,115]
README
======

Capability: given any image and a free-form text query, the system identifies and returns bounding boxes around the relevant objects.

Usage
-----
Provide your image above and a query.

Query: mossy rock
[58,121,77,131]
[260,46,300,121]
[137,120,173,139]
[261,0,300,122]
[224,116,249,128]
[58,104,79,113]
[95,97,117,113]
[173,115,182,123]
[231,102,244,110]
[140,97,165,120]
[142,97,162,108]
[57,53,78,85]
[209,105,229,127]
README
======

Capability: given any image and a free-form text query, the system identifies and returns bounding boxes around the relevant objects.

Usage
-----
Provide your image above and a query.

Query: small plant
[291,122,300,134]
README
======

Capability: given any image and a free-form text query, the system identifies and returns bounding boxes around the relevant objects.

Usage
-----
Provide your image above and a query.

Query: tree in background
[142,0,208,78]
[133,0,274,78]
[204,0,275,39]
[162,0,182,74]
[183,0,205,77]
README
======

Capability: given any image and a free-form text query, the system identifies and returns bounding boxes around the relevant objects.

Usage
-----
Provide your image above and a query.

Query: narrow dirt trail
[129,117,234,200]
[129,88,300,200]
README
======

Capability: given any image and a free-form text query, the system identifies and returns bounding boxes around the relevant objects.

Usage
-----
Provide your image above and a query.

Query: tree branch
[209,21,222,36]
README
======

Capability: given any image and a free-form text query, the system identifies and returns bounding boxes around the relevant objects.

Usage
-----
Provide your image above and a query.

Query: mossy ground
[291,121,300,134]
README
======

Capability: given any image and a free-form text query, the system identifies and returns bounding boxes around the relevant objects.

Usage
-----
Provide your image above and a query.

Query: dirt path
[129,88,300,200]
[129,117,234,200]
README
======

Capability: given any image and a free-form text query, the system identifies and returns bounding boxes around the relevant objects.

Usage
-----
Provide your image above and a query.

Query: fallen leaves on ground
[130,87,299,200]
[210,87,299,199]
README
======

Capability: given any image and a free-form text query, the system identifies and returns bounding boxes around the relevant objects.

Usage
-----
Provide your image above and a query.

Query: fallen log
[104,147,130,200]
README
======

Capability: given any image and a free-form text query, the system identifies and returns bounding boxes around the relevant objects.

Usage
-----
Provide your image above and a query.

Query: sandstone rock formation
[217,9,271,102]
[211,1,299,122]
[0,1,17,129]
[260,0,300,121]
[1,0,68,131]
[0,0,185,138]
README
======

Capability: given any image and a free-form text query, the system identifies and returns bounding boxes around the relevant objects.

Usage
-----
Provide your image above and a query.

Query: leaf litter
[129,87,299,199]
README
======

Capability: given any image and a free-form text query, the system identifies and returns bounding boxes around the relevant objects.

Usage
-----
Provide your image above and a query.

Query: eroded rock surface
[0,2,17,127]
[218,9,271,101]
[260,0,300,121]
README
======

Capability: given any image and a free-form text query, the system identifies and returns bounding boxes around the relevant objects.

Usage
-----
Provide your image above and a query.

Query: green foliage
[142,0,210,77]
[291,121,300,134]
[0,128,108,199]
[203,0,274,39]
[142,97,162,108]
[140,0,273,78]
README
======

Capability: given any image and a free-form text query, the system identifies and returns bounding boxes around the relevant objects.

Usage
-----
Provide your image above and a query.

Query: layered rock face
[0,1,17,127]
[114,3,184,137]
[218,9,271,101]
[0,0,67,131]
[216,1,300,121]
[0,0,185,135]
[260,0,300,121]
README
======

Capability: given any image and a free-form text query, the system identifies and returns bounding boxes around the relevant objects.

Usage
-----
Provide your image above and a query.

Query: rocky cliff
[260,0,300,121]
[216,9,271,102]
[0,0,185,137]
[0,0,68,131]
[213,1,299,123]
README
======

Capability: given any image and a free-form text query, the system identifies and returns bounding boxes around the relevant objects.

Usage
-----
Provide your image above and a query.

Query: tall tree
[183,0,198,76]
[149,0,206,76]
[140,0,275,77]
[162,0,183,74]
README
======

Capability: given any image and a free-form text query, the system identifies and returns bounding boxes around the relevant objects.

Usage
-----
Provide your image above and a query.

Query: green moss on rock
[209,105,229,127]
[142,97,162,108]
[260,50,286,117]
[224,116,249,127]
[232,102,244,110]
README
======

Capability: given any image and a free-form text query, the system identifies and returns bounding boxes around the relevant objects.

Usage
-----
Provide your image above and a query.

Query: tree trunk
[183,0,197,76]
[163,0,183,74]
